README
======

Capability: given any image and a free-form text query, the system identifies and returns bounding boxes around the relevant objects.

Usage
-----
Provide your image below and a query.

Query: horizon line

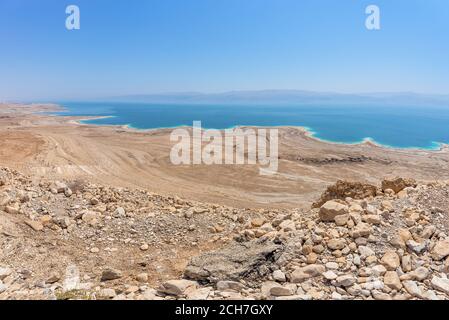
[4,89,449,104]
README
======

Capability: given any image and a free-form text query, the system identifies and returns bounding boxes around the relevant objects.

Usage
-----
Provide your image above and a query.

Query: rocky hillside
[1,167,449,300]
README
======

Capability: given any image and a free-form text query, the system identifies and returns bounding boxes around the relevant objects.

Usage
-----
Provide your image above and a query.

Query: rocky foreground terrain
[1,167,449,300]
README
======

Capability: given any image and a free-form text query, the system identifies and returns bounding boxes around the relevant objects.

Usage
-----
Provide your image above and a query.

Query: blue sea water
[53,102,449,150]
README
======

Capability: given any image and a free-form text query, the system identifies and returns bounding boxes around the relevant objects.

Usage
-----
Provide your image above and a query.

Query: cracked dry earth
[1,167,449,300]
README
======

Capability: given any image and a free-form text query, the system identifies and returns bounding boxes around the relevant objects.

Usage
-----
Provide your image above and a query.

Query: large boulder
[381,177,416,193]
[319,200,349,222]
[312,180,377,208]
[184,239,283,283]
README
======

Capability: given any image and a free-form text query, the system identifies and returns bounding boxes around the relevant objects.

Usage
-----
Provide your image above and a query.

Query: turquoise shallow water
[53,102,449,150]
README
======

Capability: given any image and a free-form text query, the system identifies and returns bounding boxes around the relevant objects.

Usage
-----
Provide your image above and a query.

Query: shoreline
[70,110,448,153]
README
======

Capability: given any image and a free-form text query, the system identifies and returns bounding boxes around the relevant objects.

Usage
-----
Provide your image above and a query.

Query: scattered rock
[52,181,68,193]
[381,250,400,271]
[114,207,126,218]
[158,279,197,296]
[384,271,402,291]
[431,276,449,295]
[327,238,346,250]
[81,211,98,225]
[269,283,296,296]
[319,201,348,222]
[334,275,356,287]
[403,280,423,299]
[5,205,20,215]
[101,268,122,281]
[46,273,61,284]
[24,220,44,231]
[0,267,12,280]
[187,287,212,300]
[290,264,325,283]
[216,280,244,292]
[431,239,449,261]
[136,273,148,283]
[381,177,416,193]
[323,270,338,280]
[99,288,116,299]
[272,270,286,282]
[351,222,372,238]
[406,240,428,254]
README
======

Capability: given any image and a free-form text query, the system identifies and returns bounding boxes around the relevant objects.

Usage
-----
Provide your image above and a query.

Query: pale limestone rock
[363,214,381,225]
[216,280,244,292]
[323,271,338,280]
[358,246,375,258]
[334,275,356,287]
[187,287,212,300]
[334,214,349,226]
[290,264,325,283]
[81,211,98,225]
[402,280,424,299]
[384,271,402,291]
[351,222,372,238]
[381,250,400,271]
[136,273,148,283]
[431,276,449,295]
[432,239,449,261]
[327,238,346,250]
[319,201,348,222]
[158,279,198,296]
[406,240,428,254]
[272,270,286,282]
[99,288,116,299]
[0,267,12,280]
[24,220,44,231]
[269,283,296,296]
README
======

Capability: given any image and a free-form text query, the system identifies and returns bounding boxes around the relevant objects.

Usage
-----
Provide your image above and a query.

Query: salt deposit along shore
[1,103,449,300]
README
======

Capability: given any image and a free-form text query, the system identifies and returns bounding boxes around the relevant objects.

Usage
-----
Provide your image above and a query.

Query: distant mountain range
[103,90,449,106]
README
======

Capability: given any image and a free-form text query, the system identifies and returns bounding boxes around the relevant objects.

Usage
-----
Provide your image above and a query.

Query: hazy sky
[0,0,448,101]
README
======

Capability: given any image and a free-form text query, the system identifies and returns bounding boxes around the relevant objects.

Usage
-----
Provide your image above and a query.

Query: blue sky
[0,0,448,101]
